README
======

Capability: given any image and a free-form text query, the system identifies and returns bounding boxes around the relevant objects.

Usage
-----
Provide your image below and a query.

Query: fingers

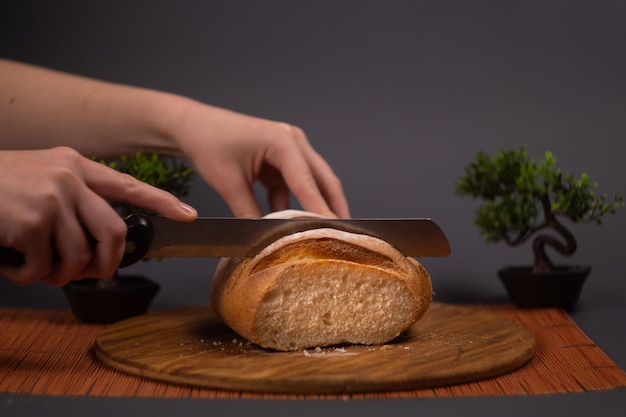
[0,182,123,287]
[299,147,351,218]
[25,192,127,287]
[266,124,351,218]
[290,127,350,218]
[40,213,93,287]
[203,122,350,219]
[210,163,263,218]
[0,222,53,286]
[275,156,335,217]
[73,188,127,280]
[266,181,291,214]
[258,165,291,214]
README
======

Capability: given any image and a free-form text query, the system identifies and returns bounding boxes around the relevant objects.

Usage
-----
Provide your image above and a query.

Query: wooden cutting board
[95,302,536,394]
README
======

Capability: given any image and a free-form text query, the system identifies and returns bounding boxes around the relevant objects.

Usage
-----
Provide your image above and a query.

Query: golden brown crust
[210,210,432,351]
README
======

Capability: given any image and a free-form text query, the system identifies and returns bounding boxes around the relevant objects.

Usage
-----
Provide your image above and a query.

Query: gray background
[1,1,625,415]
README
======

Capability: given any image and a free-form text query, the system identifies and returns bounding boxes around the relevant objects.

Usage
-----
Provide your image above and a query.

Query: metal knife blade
[120,214,451,268]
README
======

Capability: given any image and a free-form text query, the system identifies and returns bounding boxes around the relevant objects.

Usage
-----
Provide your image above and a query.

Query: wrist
[118,88,192,157]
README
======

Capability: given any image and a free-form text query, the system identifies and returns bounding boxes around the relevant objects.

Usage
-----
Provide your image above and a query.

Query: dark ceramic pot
[497,266,590,311]
[63,275,160,323]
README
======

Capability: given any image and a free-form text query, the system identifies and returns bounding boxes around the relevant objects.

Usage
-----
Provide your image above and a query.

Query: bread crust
[210,210,432,351]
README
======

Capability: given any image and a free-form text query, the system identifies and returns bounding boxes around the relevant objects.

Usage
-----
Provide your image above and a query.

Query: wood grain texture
[94,302,536,394]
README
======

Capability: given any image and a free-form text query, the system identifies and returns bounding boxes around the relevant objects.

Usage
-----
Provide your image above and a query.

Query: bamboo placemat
[0,304,624,399]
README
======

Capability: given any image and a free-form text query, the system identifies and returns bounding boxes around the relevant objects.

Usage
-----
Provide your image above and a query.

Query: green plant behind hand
[455,145,623,272]
[97,152,195,219]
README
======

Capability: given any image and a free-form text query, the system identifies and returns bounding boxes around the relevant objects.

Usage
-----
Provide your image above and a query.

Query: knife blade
[0,214,451,269]
[119,213,451,267]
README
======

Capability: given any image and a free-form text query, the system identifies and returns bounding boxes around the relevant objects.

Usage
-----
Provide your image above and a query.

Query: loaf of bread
[209,210,433,351]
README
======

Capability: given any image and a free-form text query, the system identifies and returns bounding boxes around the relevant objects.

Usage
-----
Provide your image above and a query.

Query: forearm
[0,59,189,158]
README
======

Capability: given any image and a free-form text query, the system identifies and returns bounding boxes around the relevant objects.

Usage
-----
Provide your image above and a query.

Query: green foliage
[455,145,624,246]
[96,152,195,218]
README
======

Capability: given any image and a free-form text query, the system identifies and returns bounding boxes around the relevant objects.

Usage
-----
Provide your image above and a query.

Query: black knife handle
[0,214,153,270]
[119,214,154,268]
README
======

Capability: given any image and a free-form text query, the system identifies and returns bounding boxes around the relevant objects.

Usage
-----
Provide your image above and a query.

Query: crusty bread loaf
[210,209,432,351]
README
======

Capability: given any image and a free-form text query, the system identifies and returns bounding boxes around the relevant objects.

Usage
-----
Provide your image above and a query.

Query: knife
[0,213,451,269]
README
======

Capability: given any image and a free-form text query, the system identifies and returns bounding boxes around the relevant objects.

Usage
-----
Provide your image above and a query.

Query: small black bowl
[498,266,590,311]
[63,276,160,323]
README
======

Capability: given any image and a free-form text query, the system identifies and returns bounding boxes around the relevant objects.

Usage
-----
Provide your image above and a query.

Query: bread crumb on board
[302,346,358,357]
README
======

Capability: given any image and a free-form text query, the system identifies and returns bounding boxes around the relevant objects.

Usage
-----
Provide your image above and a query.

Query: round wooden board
[95,303,536,394]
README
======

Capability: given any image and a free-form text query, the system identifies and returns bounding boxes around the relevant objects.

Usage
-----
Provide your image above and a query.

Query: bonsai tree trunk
[531,194,577,273]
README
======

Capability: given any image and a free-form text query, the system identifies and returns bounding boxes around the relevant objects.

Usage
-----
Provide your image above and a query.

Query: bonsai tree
[455,146,623,274]
[95,152,194,286]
